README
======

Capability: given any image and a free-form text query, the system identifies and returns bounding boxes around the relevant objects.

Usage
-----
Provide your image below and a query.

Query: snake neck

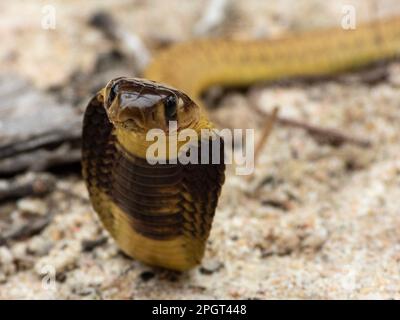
[144,16,400,100]
[114,111,214,160]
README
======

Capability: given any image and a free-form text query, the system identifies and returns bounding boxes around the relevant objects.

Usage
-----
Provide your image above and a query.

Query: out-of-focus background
[0,0,400,299]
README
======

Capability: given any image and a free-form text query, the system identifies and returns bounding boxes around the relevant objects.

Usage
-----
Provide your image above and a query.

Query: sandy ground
[0,0,400,299]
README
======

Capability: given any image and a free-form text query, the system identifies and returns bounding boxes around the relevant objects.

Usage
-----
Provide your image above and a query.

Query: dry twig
[0,173,56,203]
[254,107,279,164]
[254,108,371,148]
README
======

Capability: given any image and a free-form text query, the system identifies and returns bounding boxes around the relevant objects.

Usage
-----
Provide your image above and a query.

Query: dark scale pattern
[111,148,185,240]
[82,94,118,234]
[111,138,225,242]
[176,139,225,265]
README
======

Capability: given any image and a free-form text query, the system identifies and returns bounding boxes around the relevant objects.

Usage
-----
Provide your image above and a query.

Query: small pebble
[199,259,224,275]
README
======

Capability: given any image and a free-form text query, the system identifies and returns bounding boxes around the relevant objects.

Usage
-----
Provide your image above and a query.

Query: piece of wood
[0,173,56,203]
[0,214,53,245]
[253,108,371,148]
[0,74,82,175]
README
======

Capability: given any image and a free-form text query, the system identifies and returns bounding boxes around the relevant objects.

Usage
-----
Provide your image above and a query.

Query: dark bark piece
[0,173,56,203]
[0,145,81,176]
[0,125,81,160]
[0,74,83,175]
[0,214,53,245]
[81,236,108,252]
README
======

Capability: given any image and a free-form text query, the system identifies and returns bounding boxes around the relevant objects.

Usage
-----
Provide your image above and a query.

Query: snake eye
[108,83,118,106]
[164,95,177,121]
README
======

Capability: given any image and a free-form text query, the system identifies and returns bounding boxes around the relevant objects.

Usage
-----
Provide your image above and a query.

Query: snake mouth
[108,103,168,133]
[107,99,151,132]
[112,118,146,132]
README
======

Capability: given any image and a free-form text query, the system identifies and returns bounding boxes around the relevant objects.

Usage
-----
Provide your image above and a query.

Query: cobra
[82,17,400,271]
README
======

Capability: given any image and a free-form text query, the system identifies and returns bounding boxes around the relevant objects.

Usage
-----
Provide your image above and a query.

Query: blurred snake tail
[82,17,400,271]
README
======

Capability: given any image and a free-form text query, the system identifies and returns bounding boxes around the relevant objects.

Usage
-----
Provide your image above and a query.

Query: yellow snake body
[146,17,400,100]
[82,17,400,271]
